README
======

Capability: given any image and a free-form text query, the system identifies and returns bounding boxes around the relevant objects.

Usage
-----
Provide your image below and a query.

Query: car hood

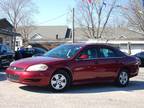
[11,56,65,68]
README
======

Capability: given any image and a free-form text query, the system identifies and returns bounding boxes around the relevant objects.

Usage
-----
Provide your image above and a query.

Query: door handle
[94,61,98,64]
[115,60,119,63]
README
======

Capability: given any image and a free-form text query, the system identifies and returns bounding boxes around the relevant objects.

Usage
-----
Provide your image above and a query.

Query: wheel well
[53,68,73,81]
[119,67,130,75]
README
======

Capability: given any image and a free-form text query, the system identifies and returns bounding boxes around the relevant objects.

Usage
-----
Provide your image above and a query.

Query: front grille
[9,66,24,71]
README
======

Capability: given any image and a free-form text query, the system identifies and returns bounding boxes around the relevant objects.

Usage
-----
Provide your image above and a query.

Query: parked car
[134,52,144,66]
[15,47,47,60]
[0,44,14,68]
[6,43,140,92]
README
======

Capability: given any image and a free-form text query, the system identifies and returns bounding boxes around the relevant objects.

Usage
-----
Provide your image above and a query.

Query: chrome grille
[9,66,24,71]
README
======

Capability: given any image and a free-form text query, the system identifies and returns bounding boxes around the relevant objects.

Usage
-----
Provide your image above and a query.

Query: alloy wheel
[51,74,67,90]
[119,71,128,85]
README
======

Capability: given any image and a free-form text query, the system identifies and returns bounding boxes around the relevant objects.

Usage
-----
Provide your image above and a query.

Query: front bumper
[6,68,51,86]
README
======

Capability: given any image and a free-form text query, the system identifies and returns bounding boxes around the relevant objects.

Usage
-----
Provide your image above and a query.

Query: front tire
[50,70,71,92]
[116,70,129,87]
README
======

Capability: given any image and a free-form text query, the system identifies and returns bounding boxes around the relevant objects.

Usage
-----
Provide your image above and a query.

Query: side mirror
[79,54,88,59]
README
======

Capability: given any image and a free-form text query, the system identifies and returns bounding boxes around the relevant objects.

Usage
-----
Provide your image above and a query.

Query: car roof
[64,43,112,47]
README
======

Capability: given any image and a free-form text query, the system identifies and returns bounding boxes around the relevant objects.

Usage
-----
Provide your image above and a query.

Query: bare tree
[17,17,36,45]
[75,0,117,39]
[0,0,37,46]
[122,0,144,33]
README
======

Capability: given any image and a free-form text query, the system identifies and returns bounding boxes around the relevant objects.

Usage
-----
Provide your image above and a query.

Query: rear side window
[99,48,118,58]
[136,52,144,57]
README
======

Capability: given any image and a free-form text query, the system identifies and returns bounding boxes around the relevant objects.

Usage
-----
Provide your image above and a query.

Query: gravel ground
[0,68,144,108]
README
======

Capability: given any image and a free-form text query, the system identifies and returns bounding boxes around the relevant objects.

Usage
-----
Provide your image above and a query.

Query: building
[0,18,20,50]
[29,26,144,54]
[85,28,144,55]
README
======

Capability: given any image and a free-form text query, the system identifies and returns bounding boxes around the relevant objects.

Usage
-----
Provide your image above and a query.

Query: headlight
[26,64,48,71]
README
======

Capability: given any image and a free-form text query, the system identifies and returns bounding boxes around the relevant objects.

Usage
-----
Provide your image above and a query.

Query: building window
[16,41,20,46]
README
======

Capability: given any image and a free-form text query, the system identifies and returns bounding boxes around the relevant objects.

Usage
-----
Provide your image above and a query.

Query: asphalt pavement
[0,68,144,108]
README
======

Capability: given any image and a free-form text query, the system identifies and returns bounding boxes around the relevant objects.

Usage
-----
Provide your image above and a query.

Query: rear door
[95,46,122,81]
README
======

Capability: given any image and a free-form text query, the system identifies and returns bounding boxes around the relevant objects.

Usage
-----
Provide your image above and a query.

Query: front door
[72,46,98,81]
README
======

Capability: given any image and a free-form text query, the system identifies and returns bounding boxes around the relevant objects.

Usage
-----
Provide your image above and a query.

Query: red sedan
[6,43,140,92]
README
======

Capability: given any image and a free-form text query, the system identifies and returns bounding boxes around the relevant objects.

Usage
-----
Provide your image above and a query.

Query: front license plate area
[7,74,19,81]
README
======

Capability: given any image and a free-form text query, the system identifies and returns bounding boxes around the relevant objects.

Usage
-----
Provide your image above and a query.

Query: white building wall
[15,36,23,51]
[120,44,144,55]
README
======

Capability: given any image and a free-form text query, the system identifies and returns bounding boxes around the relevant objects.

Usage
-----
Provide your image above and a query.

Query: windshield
[44,44,82,59]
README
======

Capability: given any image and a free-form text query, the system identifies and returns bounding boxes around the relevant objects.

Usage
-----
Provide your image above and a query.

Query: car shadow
[19,80,144,94]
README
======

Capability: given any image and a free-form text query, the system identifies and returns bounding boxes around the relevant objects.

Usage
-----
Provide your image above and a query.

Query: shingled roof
[0,18,20,36]
[29,26,69,42]
[75,27,144,41]
[29,26,144,43]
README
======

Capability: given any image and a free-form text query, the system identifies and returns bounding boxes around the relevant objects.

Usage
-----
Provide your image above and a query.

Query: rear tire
[116,70,129,87]
[49,70,71,92]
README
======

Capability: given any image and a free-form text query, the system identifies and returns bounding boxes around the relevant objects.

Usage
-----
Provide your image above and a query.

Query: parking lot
[0,68,144,108]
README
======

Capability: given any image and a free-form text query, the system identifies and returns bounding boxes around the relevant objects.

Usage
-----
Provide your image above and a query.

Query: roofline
[0,18,13,28]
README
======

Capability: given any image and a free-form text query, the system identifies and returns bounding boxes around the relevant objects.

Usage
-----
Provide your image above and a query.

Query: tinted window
[34,48,46,54]
[5,45,13,53]
[136,52,144,57]
[1,45,7,53]
[0,45,2,52]
[99,48,118,58]
[0,45,13,53]
[78,47,98,59]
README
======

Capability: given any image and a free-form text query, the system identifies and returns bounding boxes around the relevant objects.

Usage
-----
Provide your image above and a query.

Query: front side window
[44,44,82,59]
[78,47,98,60]
[99,48,117,58]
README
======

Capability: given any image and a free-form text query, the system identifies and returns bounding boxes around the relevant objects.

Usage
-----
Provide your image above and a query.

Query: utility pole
[72,8,75,43]
[13,28,16,51]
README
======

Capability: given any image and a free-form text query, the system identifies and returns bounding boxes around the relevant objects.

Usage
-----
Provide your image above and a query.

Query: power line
[38,12,70,24]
